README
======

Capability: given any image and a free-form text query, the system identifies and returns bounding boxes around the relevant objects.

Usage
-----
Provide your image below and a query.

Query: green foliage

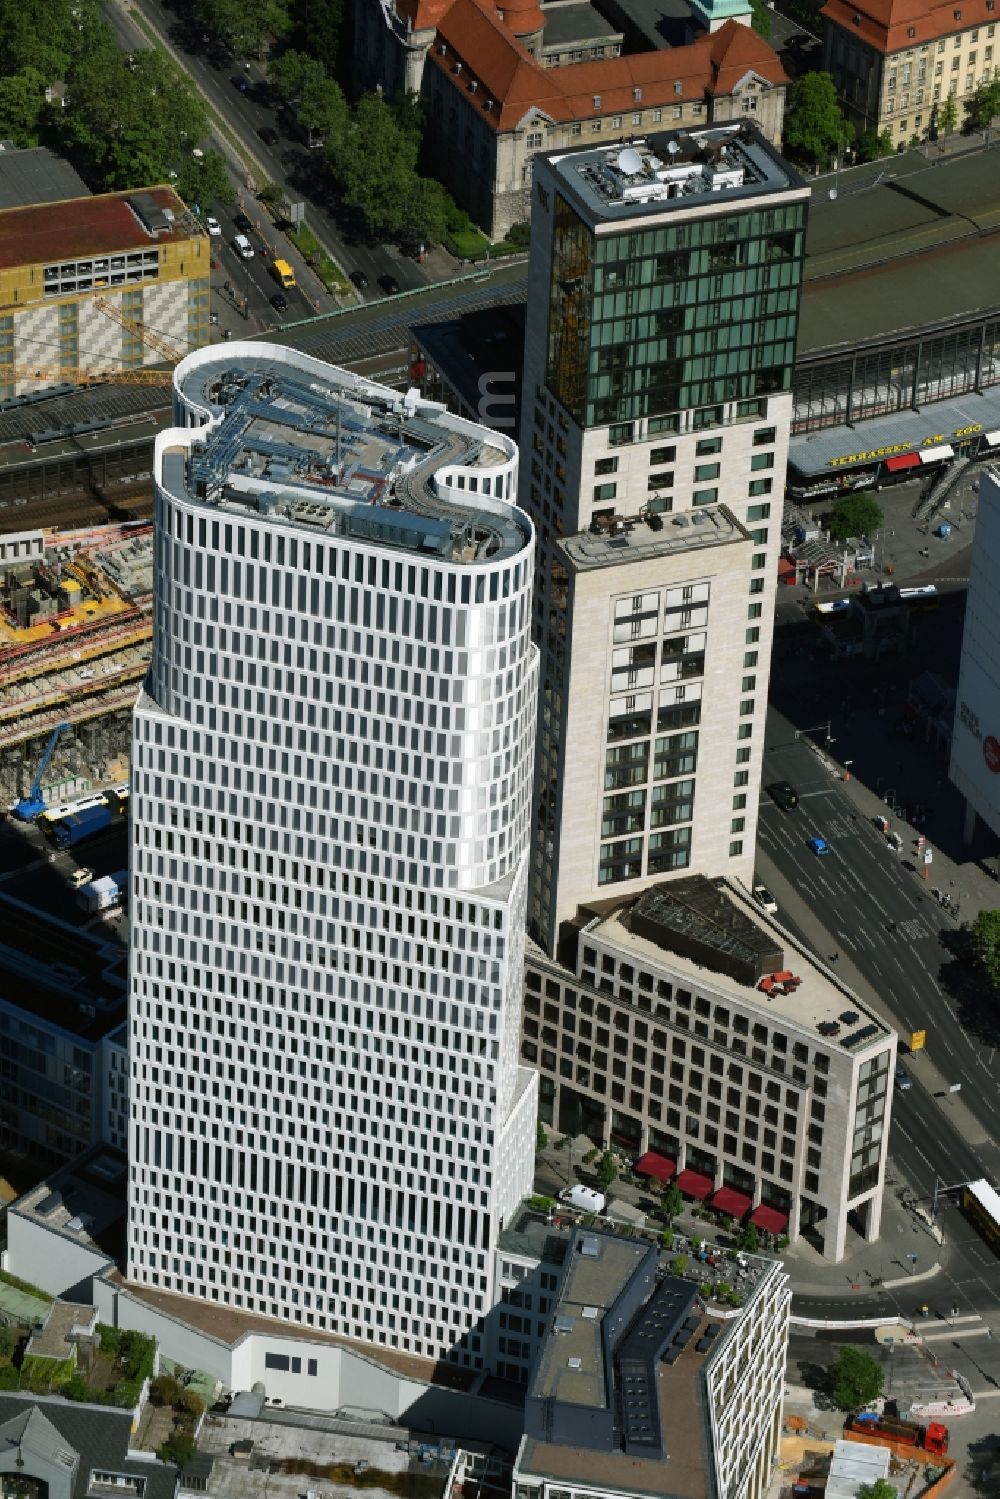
[660,1230,674,1250]
[749,0,772,40]
[784,72,854,166]
[0,1364,19,1391]
[0,69,48,147]
[0,1327,15,1361]
[0,0,111,82]
[151,1373,182,1407]
[825,491,883,542]
[178,1388,206,1417]
[0,1270,53,1304]
[597,1151,618,1188]
[177,151,236,209]
[286,222,346,292]
[970,910,1000,987]
[528,1194,555,1212]
[21,1353,75,1392]
[507,221,531,248]
[194,0,292,58]
[832,1346,884,1411]
[289,0,346,79]
[691,1235,702,1252]
[965,77,1000,128]
[269,49,347,148]
[159,1429,197,1468]
[670,1255,689,1276]
[738,1222,760,1254]
[857,1481,896,1499]
[536,1121,549,1151]
[937,94,958,135]
[856,127,893,163]
[662,1184,683,1220]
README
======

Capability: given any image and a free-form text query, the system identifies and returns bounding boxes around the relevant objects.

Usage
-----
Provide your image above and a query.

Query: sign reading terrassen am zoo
[828,424,985,468]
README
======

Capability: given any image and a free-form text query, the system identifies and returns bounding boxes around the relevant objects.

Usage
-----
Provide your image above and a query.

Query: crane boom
[7,364,173,389]
[93,295,185,363]
[13,720,71,820]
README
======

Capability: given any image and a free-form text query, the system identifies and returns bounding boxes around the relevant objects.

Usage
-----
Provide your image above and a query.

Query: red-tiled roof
[429,11,785,131]
[0,186,193,271]
[396,0,456,28]
[821,0,996,54]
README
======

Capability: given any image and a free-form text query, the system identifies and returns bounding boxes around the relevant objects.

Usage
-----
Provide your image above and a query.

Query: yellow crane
[5,364,173,388]
[93,295,185,364]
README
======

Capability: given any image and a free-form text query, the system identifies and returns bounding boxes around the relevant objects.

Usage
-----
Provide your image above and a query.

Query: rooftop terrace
[167,352,529,564]
[546,123,805,225]
[560,504,749,571]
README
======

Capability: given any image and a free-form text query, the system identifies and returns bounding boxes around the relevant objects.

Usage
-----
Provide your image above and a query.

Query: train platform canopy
[789,387,1000,481]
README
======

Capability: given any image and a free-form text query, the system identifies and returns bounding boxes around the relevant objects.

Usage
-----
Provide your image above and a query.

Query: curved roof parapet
[163,342,530,565]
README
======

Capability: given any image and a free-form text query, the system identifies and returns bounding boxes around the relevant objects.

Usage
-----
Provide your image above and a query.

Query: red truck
[847,1413,949,1454]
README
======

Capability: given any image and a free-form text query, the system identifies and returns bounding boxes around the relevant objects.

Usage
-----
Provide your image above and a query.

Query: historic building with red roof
[352,0,788,235]
[821,0,1000,142]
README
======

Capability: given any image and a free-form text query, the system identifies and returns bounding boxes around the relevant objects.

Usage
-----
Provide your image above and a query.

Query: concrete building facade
[518,126,809,954]
[951,466,1000,842]
[126,343,539,1370]
[524,877,895,1261]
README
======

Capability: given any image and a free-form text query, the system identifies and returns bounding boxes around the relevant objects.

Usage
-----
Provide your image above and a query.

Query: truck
[847,1412,949,1454]
[78,869,128,913]
[558,1185,607,1215]
[52,803,115,850]
[271,258,296,290]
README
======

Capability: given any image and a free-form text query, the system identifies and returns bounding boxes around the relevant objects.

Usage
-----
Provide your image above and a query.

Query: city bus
[962,1179,1000,1251]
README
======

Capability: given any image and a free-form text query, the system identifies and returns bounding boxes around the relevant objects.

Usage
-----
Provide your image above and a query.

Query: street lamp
[908,1252,919,1275]
[795,720,834,746]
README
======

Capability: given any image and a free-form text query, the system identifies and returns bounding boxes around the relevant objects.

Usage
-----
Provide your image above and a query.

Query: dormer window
[439,41,447,54]
[954,8,961,16]
[908,25,915,35]
[454,61,463,74]
[852,12,861,21]
[593,94,601,109]
[633,87,642,102]
[674,80,683,94]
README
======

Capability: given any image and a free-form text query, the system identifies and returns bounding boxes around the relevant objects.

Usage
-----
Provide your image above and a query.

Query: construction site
[0,522,152,806]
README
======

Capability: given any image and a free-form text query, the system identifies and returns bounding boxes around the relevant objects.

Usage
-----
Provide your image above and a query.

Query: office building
[524,875,895,1261]
[126,343,539,1369]
[352,0,787,236]
[822,0,1000,145]
[510,1224,790,1499]
[951,466,1000,842]
[519,125,809,954]
[0,182,210,397]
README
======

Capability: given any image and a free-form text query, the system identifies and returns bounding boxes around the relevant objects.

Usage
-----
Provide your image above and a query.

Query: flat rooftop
[0,891,126,1041]
[169,354,529,564]
[519,1230,728,1499]
[0,186,197,271]
[12,1148,128,1263]
[560,504,749,571]
[586,878,889,1054]
[542,0,623,47]
[543,124,806,227]
[0,147,89,211]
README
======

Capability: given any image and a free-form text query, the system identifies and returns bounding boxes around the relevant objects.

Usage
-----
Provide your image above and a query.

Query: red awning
[635,1151,677,1184]
[750,1204,789,1235]
[884,452,920,472]
[675,1168,714,1200]
[711,1186,752,1218]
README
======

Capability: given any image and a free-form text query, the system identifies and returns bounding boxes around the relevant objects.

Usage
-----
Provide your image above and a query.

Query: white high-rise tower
[127,343,539,1369]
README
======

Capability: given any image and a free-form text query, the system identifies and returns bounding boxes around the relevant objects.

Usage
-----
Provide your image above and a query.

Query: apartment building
[822,0,1000,142]
[352,0,787,236]
[127,342,539,1369]
[519,126,809,955]
[524,876,895,1261]
[509,1224,790,1499]
[0,182,210,397]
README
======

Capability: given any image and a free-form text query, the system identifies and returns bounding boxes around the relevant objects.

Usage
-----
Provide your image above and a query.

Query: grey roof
[0,148,89,211]
[0,1394,177,1499]
[588,0,692,49]
[788,386,1000,477]
[0,1405,77,1471]
[541,0,622,48]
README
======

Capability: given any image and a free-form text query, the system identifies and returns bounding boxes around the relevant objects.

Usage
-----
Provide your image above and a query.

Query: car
[378,273,401,295]
[270,292,288,312]
[349,269,370,292]
[233,233,254,260]
[232,75,249,94]
[753,884,778,914]
[895,1064,913,1091]
[766,780,799,810]
[807,836,830,856]
[204,214,222,237]
[258,125,279,146]
[69,868,94,889]
[234,211,253,235]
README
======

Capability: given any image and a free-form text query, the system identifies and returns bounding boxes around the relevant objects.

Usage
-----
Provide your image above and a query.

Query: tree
[158,1430,197,1467]
[175,151,236,208]
[269,49,346,150]
[0,1327,15,1361]
[0,0,113,84]
[749,0,771,40]
[965,77,1000,129]
[784,72,855,167]
[831,1346,883,1411]
[825,491,883,543]
[670,1255,689,1276]
[856,127,893,163]
[738,1222,760,1253]
[970,910,1000,988]
[150,1373,181,1407]
[857,1481,896,1499]
[597,1151,618,1188]
[193,0,291,57]
[178,1388,205,1417]
[330,92,421,240]
[0,69,48,147]
[290,0,346,79]
[938,94,958,136]
[536,1120,548,1151]
[662,1183,683,1221]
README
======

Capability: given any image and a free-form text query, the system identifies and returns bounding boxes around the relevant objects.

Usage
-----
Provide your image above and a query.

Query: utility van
[559,1185,607,1215]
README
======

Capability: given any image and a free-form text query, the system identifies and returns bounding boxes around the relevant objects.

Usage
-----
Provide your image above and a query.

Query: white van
[233,233,254,259]
[559,1185,606,1215]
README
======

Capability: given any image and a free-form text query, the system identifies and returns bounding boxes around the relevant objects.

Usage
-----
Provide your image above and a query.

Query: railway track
[0,482,153,534]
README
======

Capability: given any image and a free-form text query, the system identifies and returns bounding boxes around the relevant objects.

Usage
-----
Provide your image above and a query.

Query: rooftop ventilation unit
[581,1236,600,1257]
[567,1358,583,1370]
[554,1315,575,1333]
[582,1306,599,1319]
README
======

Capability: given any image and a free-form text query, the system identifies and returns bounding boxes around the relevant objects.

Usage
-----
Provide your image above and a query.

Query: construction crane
[14,720,70,821]
[94,295,185,364]
[6,364,173,389]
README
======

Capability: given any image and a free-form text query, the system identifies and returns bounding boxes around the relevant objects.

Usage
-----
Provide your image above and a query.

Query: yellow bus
[271,258,296,290]
[962,1179,1000,1250]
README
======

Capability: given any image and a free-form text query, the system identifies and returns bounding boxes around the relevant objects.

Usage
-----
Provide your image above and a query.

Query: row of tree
[0,0,232,203]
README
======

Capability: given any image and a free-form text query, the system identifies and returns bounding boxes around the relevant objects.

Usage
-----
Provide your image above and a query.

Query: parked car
[232,75,249,95]
[895,1063,913,1091]
[378,273,401,295]
[233,233,254,260]
[258,125,279,146]
[204,214,222,237]
[753,884,778,914]
[270,292,288,312]
[350,269,370,292]
[234,211,253,235]
[807,836,831,856]
[766,780,798,810]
